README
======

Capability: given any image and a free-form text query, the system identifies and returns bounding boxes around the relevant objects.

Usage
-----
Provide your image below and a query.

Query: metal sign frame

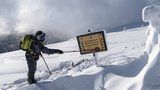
[77,31,108,54]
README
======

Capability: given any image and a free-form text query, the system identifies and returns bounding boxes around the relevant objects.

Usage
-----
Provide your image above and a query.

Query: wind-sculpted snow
[17,66,104,90]
[140,3,160,90]
[98,4,160,90]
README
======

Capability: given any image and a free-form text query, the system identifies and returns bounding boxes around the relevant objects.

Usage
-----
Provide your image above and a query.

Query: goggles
[36,33,45,41]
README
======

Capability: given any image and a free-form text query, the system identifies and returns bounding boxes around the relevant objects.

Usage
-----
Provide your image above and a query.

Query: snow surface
[141,3,160,90]
[3,3,160,90]
[0,27,147,90]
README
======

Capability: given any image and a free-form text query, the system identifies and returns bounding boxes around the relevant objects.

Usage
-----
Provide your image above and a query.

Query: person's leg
[26,57,37,84]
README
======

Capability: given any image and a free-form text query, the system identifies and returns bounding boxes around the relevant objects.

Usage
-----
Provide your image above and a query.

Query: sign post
[77,30,108,65]
[88,30,99,65]
[93,50,98,65]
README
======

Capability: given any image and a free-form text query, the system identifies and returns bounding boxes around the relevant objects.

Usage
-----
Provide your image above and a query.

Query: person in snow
[25,31,63,84]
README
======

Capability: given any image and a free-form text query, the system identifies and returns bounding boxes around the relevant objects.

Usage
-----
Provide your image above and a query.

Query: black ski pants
[26,56,37,80]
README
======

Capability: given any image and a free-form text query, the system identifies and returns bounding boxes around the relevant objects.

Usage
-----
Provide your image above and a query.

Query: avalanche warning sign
[77,31,107,54]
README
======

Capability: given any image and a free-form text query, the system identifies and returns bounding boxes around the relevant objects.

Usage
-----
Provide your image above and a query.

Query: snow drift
[141,3,160,89]
[102,3,160,90]
[103,3,160,90]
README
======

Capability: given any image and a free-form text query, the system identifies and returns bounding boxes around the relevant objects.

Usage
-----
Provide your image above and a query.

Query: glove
[56,49,63,54]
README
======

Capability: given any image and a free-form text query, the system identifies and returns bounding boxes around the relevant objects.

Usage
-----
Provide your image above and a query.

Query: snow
[141,3,160,89]
[0,27,147,90]
[2,3,160,90]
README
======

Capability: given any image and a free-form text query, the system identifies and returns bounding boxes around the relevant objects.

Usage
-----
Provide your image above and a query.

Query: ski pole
[40,53,52,75]
[63,50,79,53]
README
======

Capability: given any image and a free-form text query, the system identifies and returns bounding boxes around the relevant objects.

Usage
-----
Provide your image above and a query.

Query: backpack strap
[26,35,36,53]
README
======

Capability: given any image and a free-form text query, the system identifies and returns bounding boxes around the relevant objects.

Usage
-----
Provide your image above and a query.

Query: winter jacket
[25,36,61,60]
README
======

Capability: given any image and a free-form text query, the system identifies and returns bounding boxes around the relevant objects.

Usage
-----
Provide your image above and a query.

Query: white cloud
[0,17,10,35]
[15,0,47,33]
[0,0,154,38]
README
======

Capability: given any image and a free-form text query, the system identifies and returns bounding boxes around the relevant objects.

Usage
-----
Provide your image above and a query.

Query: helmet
[35,31,46,41]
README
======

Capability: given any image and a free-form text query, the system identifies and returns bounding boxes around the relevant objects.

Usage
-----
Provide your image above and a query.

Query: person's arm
[42,45,63,54]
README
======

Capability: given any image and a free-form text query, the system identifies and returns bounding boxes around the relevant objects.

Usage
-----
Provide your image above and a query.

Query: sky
[0,0,152,38]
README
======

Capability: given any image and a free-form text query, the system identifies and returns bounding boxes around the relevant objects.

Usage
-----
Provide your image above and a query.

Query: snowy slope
[0,27,147,90]
[3,3,160,89]
[2,2,160,90]
[5,3,160,89]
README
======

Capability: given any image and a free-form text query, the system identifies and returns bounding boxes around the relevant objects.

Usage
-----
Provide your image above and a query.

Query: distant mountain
[0,21,148,54]
[105,21,149,33]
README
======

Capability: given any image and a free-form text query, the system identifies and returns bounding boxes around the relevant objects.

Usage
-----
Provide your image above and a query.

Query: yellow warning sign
[77,31,107,54]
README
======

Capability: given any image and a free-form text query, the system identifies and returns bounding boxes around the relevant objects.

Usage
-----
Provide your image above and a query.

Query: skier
[23,31,63,84]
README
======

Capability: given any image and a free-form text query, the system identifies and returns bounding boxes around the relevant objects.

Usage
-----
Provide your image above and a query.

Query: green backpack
[20,35,34,51]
